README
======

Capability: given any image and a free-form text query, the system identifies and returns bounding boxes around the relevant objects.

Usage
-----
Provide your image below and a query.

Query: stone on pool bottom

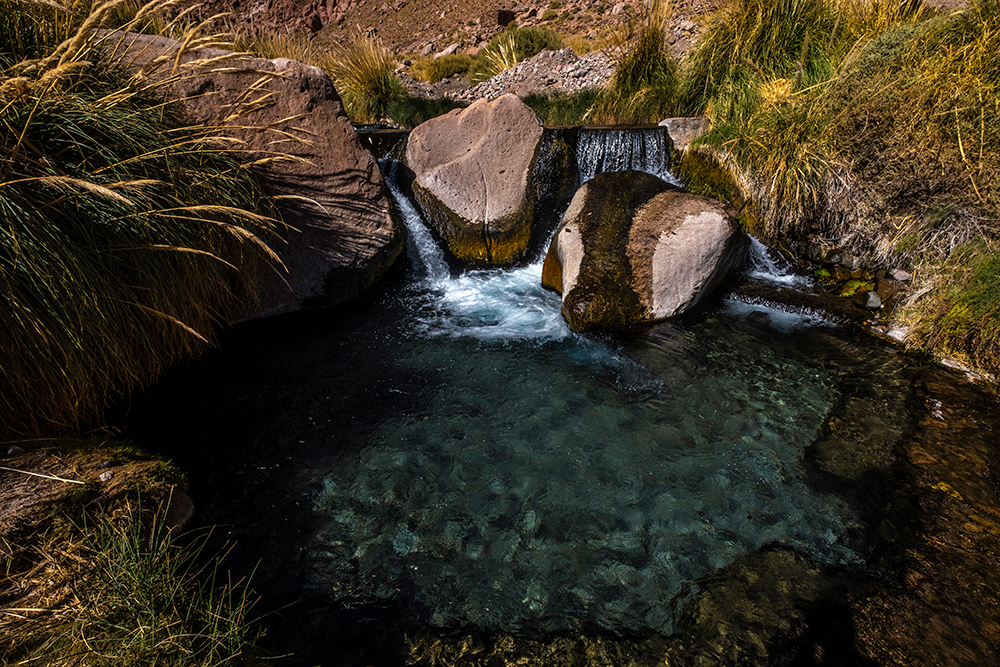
[307,335,860,637]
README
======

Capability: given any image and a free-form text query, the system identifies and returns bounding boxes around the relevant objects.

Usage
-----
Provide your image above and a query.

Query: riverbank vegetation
[0,440,264,665]
[684,0,1000,373]
[1,0,283,440]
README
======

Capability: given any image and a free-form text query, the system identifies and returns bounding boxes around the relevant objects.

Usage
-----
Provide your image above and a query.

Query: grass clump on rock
[388,94,468,129]
[1,0,282,439]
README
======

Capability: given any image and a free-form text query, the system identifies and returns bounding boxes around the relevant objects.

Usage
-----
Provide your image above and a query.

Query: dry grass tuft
[0,0,283,438]
[1,493,264,666]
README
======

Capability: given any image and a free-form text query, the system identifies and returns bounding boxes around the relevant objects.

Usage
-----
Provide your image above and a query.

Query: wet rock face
[406,94,544,265]
[114,33,403,318]
[542,171,746,331]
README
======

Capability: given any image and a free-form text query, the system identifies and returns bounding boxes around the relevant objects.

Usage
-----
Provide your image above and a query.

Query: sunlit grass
[324,32,406,123]
[1,0,282,438]
[469,26,564,84]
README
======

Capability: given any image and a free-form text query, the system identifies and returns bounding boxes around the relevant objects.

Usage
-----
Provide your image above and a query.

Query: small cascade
[379,158,570,341]
[746,236,811,289]
[379,159,448,283]
[576,127,681,186]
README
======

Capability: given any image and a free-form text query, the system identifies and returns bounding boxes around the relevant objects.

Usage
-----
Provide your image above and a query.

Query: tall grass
[469,26,564,84]
[679,0,841,121]
[1,0,282,438]
[1,499,264,665]
[325,32,406,123]
[587,0,679,124]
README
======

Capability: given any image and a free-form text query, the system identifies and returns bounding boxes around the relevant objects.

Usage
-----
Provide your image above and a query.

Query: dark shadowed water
[120,153,1000,666]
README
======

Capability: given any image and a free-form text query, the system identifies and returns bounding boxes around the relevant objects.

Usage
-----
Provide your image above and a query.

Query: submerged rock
[542,171,746,331]
[111,32,404,318]
[405,94,545,265]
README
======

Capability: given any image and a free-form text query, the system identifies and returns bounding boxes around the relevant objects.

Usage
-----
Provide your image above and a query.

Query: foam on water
[724,297,835,332]
[382,158,571,342]
[746,236,812,289]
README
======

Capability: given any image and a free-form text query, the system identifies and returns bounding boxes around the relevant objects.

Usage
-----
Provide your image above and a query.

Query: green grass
[903,243,1000,372]
[522,89,600,125]
[582,0,680,124]
[469,26,564,84]
[408,53,473,83]
[1,1,282,438]
[388,94,468,128]
[325,33,406,123]
[678,0,842,121]
[1,500,265,666]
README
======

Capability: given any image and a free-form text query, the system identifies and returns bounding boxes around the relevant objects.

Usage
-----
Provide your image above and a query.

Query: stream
[121,130,1000,666]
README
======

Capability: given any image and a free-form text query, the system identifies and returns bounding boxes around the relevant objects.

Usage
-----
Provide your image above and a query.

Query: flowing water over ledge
[121,157,1000,666]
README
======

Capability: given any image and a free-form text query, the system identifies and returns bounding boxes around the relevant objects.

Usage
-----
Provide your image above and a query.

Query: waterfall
[380,159,449,284]
[576,127,681,186]
[746,236,812,289]
[380,158,570,341]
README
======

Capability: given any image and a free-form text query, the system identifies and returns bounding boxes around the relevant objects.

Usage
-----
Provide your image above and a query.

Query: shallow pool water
[120,166,999,666]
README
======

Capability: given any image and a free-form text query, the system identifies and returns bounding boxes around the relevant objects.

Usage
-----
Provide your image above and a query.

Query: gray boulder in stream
[542,171,747,332]
[405,94,545,265]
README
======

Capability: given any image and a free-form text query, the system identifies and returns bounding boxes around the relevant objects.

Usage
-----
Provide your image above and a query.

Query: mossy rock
[406,94,546,266]
[543,171,746,332]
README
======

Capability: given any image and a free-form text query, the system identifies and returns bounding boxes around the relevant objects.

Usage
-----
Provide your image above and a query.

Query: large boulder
[405,94,545,265]
[542,171,746,332]
[113,32,403,319]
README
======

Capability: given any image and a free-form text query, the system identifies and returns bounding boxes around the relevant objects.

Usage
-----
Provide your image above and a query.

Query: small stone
[99,470,115,483]
[98,459,114,468]
[435,43,460,58]
[679,19,696,31]
[6,445,25,457]
[420,43,435,56]
[855,291,882,310]
[611,3,626,14]
[887,326,908,343]
[889,268,912,282]
[840,252,863,271]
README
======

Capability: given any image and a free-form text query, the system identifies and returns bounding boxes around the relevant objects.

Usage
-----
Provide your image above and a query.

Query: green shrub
[388,94,468,128]
[326,33,406,123]
[541,9,558,20]
[470,26,564,83]
[409,53,473,82]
